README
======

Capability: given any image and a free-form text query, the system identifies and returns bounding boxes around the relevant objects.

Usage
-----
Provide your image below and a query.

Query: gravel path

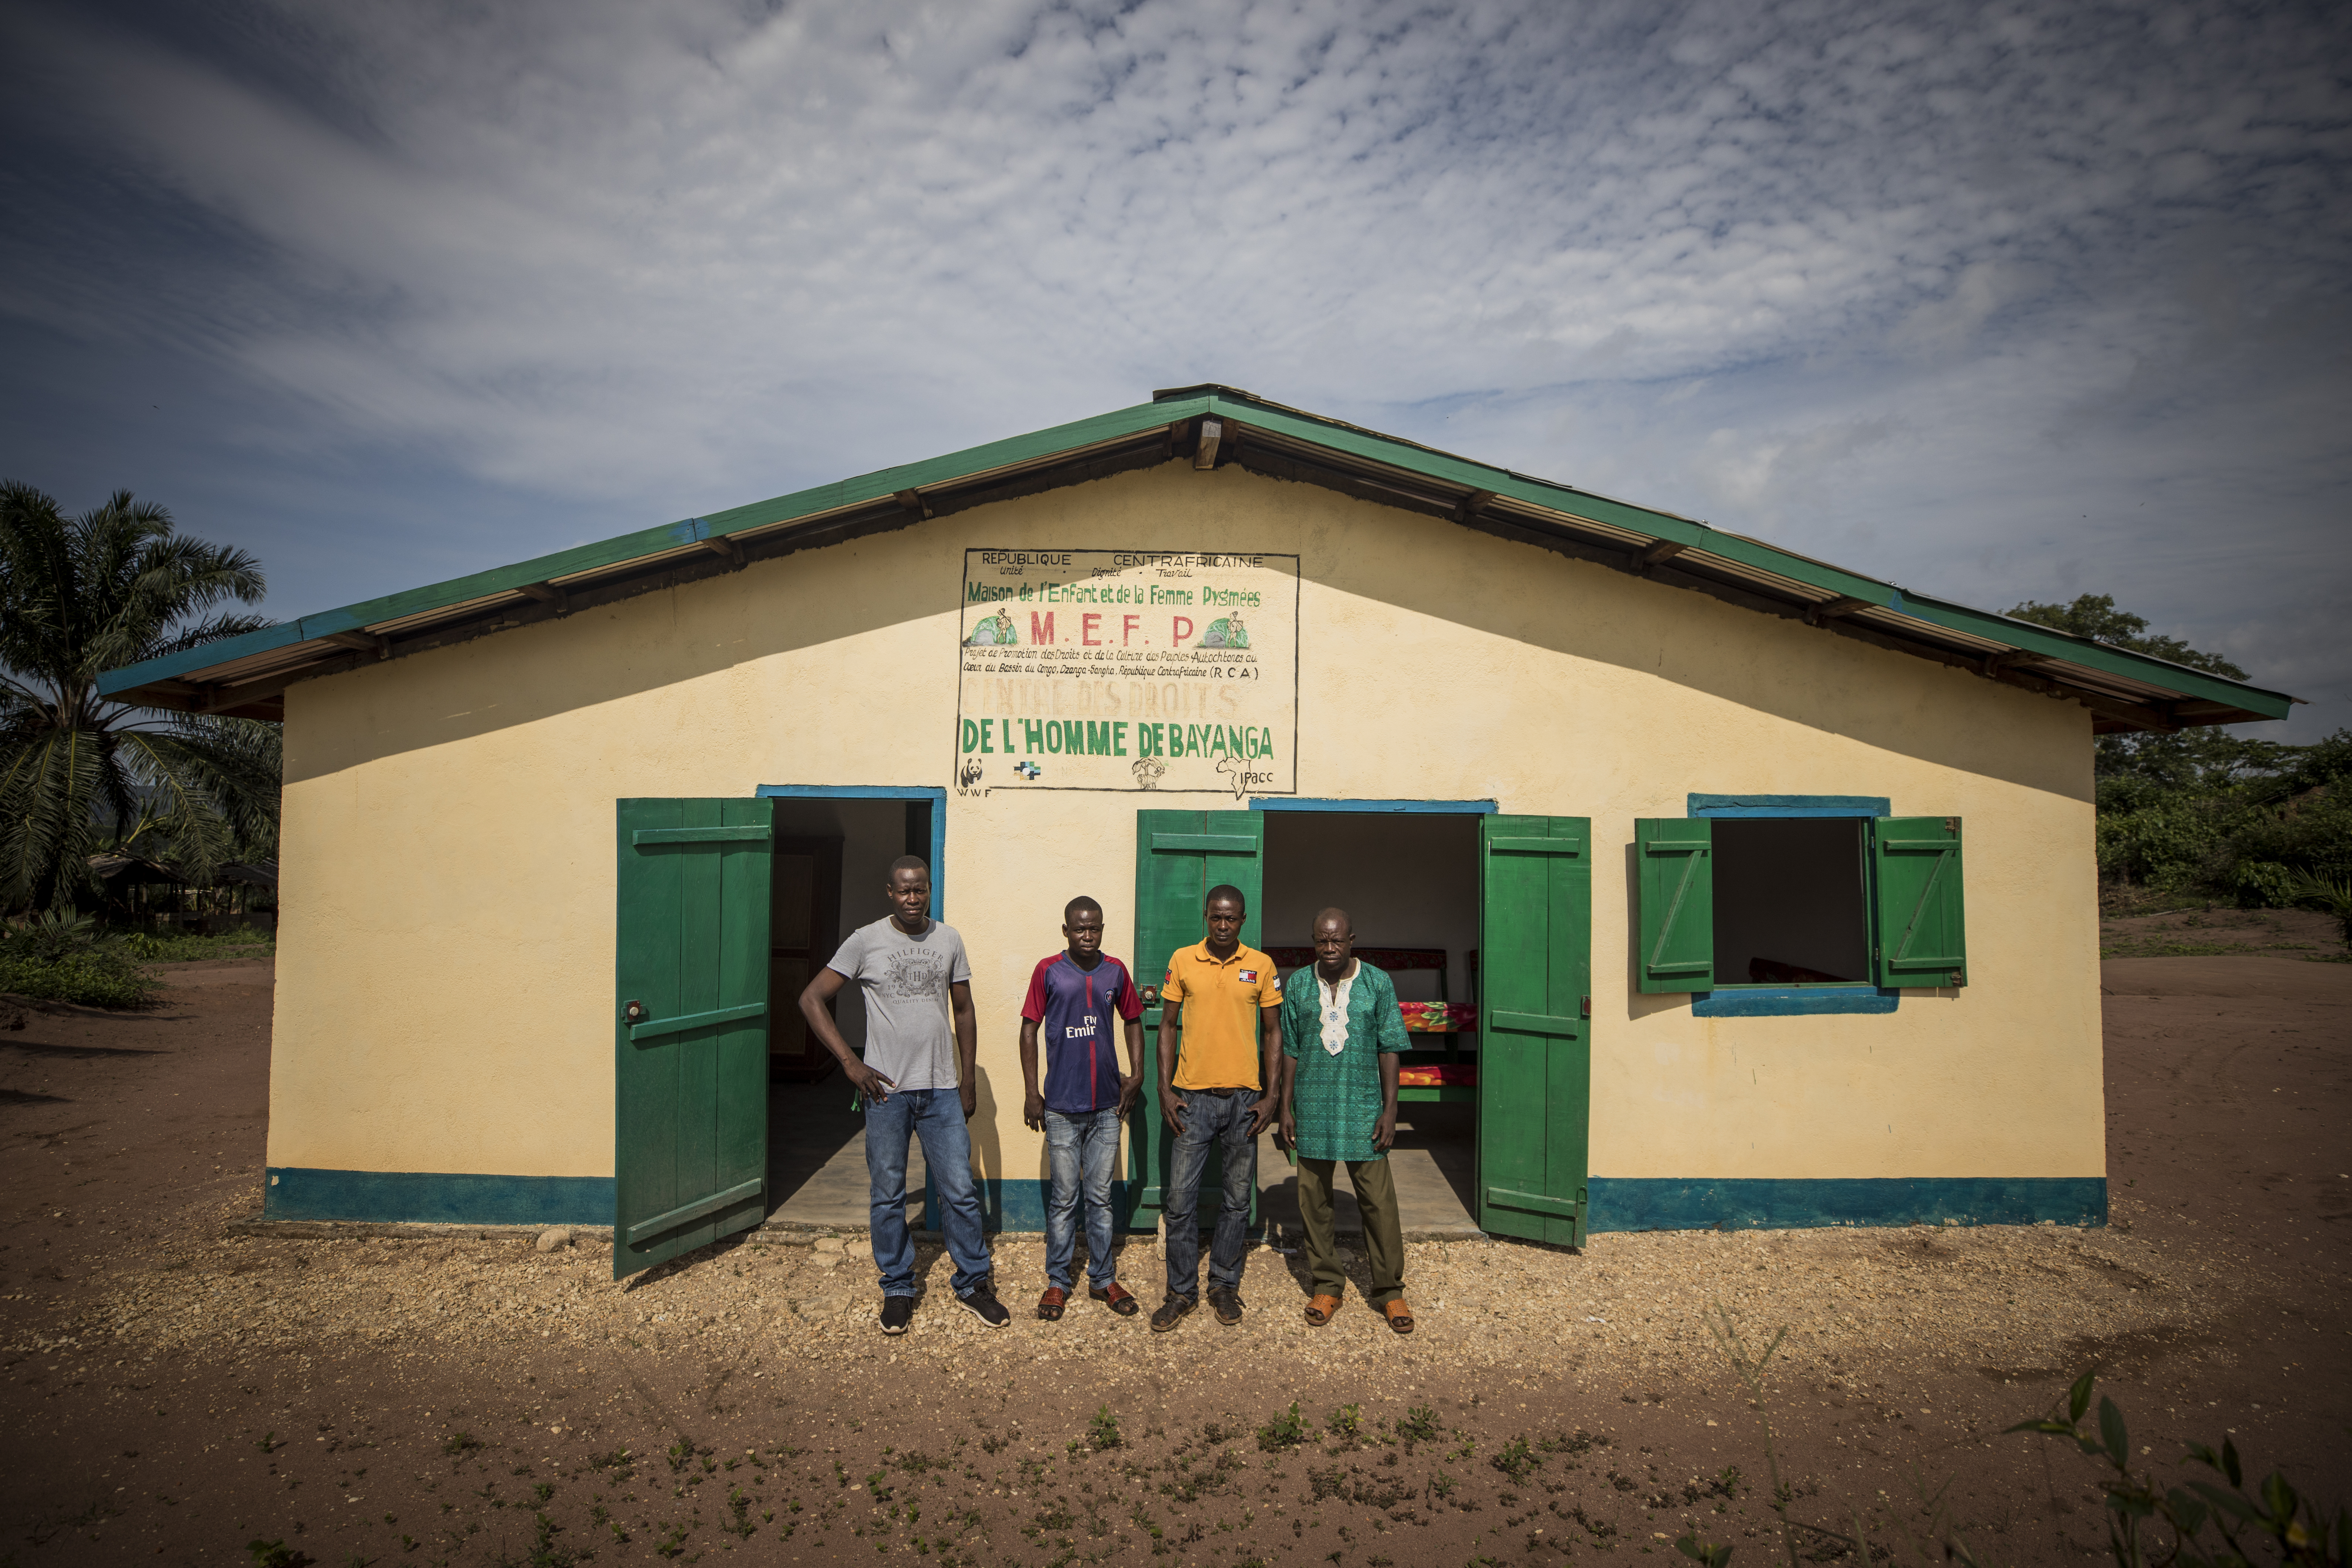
[19,1193,2257,1399]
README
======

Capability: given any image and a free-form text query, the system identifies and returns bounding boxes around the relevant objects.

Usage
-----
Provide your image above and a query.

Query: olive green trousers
[1295,1155,1405,1306]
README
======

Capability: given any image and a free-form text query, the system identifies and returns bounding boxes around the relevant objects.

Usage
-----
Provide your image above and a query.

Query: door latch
[623,999,648,1026]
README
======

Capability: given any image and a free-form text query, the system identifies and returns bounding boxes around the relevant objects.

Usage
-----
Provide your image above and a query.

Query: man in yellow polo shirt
[1150,883,1284,1331]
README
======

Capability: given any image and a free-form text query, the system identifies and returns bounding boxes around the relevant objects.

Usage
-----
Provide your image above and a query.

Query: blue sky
[5,0,2346,737]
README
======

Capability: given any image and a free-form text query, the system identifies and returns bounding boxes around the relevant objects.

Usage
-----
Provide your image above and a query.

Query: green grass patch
[0,952,157,1008]
[120,928,275,962]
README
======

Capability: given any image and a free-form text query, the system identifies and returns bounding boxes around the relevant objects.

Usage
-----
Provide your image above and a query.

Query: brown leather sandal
[1382,1299,1415,1335]
[1090,1282,1141,1317]
[1036,1286,1067,1321]
[1303,1293,1342,1326]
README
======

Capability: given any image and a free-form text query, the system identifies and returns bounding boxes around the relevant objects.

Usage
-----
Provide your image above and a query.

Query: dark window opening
[1711,818,1871,985]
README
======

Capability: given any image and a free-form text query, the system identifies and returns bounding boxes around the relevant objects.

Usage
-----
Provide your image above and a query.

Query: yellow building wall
[272,462,2102,1196]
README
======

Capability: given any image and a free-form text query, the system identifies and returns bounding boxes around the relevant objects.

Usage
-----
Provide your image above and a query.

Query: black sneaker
[1150,1293,1196,1333]
[956,1285,1012,1329]
[1207,1286,1244,1326]
[880,1296,916,1335]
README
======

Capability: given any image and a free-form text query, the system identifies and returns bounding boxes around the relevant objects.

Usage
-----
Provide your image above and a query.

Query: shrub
[120,927,275,962]
[2007,1370,2348,1568]
[2288,872,2352,946]
[0,951,156,1008]
[0,913,158,1007]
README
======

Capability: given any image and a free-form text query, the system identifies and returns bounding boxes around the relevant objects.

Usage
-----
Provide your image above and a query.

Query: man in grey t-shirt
[799,856,1007,1334]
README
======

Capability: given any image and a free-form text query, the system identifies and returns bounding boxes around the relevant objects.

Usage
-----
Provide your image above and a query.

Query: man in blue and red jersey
[1019,896,1147,1322]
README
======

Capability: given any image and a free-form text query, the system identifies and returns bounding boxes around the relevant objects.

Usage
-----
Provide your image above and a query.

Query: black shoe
[1207,1286,1244,1326]
[880,1296,916,1336]
[1149,1293,1196,1333]
[956,1285,1012,1329]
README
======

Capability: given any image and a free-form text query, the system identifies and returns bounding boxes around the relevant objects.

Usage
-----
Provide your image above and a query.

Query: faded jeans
[1163,1088,1258,1300]
[864,1088,990,1299]
[1043,1107,1122,1291]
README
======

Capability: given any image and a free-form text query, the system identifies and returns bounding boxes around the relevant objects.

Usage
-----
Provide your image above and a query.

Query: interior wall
[1710,818,1873,984]
[1262,813,1481,1001]
[770,797,906,1054]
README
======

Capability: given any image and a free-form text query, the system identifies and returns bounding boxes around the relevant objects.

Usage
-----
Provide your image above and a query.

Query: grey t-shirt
[826,916,971,1093]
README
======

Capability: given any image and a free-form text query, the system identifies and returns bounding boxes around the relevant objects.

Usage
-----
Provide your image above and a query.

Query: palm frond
[0,481,280,912]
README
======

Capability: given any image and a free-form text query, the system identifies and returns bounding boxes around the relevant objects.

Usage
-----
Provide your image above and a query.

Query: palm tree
[0,482,281,913]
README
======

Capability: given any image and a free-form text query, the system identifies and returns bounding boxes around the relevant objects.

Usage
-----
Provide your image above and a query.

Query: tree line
[2007,594,2348,922]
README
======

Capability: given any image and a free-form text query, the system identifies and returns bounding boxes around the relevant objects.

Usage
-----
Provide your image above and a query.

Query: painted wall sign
[954,548,1299,796]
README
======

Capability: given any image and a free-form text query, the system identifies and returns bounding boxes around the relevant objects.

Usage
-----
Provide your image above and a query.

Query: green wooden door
[614,798,775,1281]
[1476,815,1591,1246]
[1127,809,1264,1228]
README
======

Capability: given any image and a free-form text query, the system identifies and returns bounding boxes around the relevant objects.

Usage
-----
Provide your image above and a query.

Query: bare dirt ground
[2097,903,2343,960]
[2,932,2346,1568]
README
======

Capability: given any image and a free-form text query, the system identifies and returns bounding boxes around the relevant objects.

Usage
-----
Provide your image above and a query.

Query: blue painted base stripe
[1589,1176,2106,1232]
[263,1169,2106,1234]
[265,1168,614,1227]
[1693,986,1899,1016]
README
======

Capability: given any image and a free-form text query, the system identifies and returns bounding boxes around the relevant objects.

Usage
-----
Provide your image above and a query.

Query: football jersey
[1022,952,1145,1113]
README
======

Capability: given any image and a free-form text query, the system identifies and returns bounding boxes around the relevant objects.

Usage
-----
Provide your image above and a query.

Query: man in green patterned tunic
[1275,907,1414,1333]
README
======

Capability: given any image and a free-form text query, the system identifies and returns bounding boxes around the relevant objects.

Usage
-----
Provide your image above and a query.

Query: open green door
[1128,809,1264,1230]
[1476,815,1591,1246]
[614,798,774,1281]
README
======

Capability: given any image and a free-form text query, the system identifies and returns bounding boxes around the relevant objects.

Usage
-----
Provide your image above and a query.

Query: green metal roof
[96,386,2296,734]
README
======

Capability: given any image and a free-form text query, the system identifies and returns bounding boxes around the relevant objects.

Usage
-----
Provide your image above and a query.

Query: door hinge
[1579,996,1591,1018]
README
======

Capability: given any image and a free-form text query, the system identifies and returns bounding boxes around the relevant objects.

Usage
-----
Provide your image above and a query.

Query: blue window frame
[1687,793,1899,1016]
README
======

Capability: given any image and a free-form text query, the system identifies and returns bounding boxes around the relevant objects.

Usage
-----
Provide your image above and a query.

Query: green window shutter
[1476,815,1591,1248]
[1871,816,1967,988]
[1634,818,1714,993]
[1127,809,1263,1227]
[613,797,774,1281]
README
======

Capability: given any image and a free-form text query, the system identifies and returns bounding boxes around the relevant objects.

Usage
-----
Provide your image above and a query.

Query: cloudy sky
[5,0,2346,737]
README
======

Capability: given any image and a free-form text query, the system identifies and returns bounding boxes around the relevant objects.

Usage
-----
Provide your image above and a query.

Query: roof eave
[95,391,2298,733]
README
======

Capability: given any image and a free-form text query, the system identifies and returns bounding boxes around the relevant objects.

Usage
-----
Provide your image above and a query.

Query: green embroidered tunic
[1279,960,1408,1163]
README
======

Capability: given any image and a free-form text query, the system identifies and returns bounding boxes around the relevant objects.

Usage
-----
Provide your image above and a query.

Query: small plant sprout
[1257,1404,1313,1453]
[1703,1300,1796,1568]
[1088,1405,1123,1451]
[1675,1531,1734,1568]
[1394,1405,1440,1451]
[1491,1437,1540,1484]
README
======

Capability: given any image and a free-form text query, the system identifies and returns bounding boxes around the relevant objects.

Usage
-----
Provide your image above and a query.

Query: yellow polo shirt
[1162,941,1284,1090]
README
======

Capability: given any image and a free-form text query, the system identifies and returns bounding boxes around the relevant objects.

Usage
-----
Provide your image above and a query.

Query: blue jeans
[1043,1107,1122,1291]
[864,1088,990,1299]
[1164,1088,1257,1299]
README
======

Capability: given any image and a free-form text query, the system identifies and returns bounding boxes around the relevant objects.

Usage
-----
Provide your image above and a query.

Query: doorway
[758,790,941,1229]
[1259,810,1485,1235]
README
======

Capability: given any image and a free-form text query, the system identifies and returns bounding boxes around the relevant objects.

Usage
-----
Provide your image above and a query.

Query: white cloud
[0,0,2346,732]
